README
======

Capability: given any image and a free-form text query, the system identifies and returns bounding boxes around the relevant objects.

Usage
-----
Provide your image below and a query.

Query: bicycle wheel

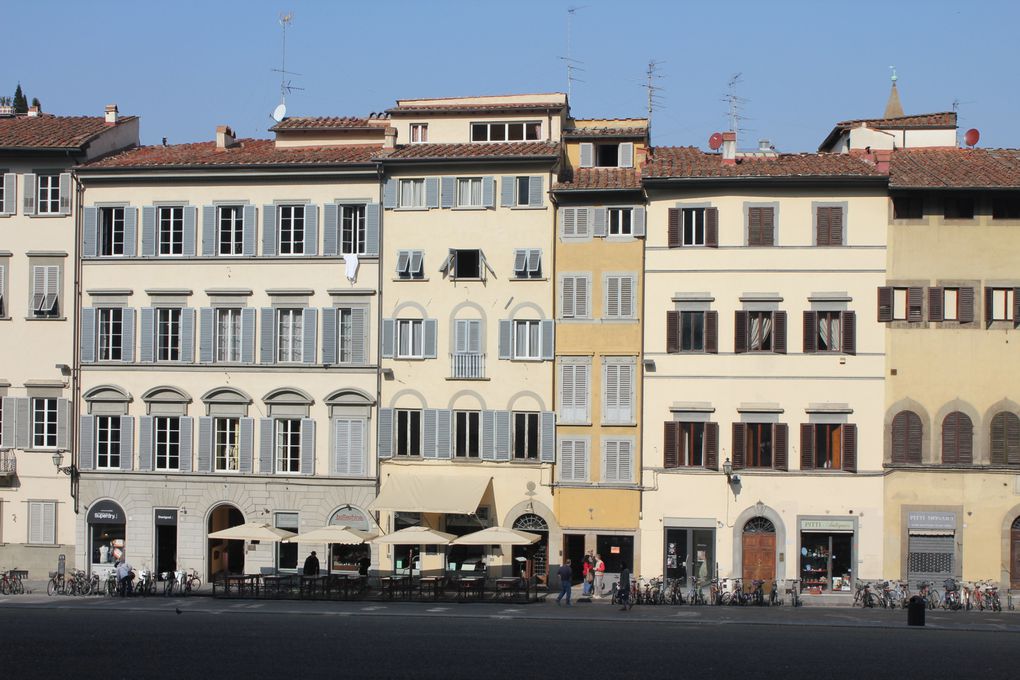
[164,579,175,596]
[47,578,57,596]
[720,592,732,606]
[927,592,941,609]
[15,578,25,595]
[190,577,201,592]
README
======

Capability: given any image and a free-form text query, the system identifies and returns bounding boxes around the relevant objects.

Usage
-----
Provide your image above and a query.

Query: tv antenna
[951,97,976,146]
[722,72,749,134]
[642,60,666,137]
[270,11,304,122]
[560,6,587,101]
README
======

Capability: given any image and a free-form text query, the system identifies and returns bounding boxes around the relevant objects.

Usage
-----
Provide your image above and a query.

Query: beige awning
[451,526,541,546]
[371,525,457,546]
[283,525,377,544]
[369,474,491,515]
[207,522,296,542]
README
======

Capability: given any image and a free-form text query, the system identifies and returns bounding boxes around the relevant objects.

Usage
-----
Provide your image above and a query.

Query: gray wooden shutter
[580,143,594,168]
[322,307,338,364]
[179,307,196,363]
[593,208,607,237]
[22,173,36,215]
[495,410,511,460]
[425,177,440,208]
[260,307,275,364]
[83,207,98,258]
[15,398,30,449]
[201,205,217,256]
[179,416,193,472]
[529,176,544,208]
[498,319,512,359]
[1,173,15,215]
[841,311,856,355]
[119,417,134,470]
[332,419,347,475]
[351,307,367,364]
[140,307,155,362]
[441,177,456,208]
[239,417,254,474]
[182,206,197,256]
[323,203,339,256]
[0,398,16,450]
[80,307,96,363]
[561,276,576,318]
[141,206,156,256]
[57,399,69,451]
[423,409,438,459]
[436,409,452,459]
[383,178,397,209]
[262,205,277,256]
[541,319,555,360]
[803,311,818,353]
[138,416,154,472]
[481,410,496,460]
[364,203,380,256]
[928,287,944,322]
[377,408,393,459]
[633,207,646,236]
[500,176,515,207]
[303,205,318,256]
[199,307,215,363]
[242,205,257,256]
[197,417,212,472]
[300,418,315,475]
[121,308,135,363]
[123,207,137,257]
[58,173,71,214]
[423,318,438,358]
[619,142,634,168]
[240,308,256,364]
[302,307,318,364]
[540,411,556,462]
[348,419,365,474]
[482,176,495,208]
[78,415,95,471]
[381,318,395,358]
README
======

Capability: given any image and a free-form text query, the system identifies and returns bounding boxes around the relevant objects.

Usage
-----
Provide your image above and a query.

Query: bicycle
[942,578,962,610]
[686,578,706,606]
[917,581,941,610]
[181,568,202,594]
[768,579,782,606]
[47,570,68,596]
[788,579,802,607]
[853,581,880,608]
[0,569,26,595]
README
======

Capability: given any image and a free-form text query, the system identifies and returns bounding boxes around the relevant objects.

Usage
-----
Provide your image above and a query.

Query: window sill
[509,357,543,363]
[27,214,69,219]
[509,205,547,211]
[445,377,491,381]
[25,316,67,322]
[393,356,429,361]
[393,207,430,212]
[601,421,637,428]
[600,317,638,323]
[558,317,593,322]
[558,421,592,427]
[451,206,490,211]
[510,277,547,282]
[391,277,429,282]
[448,277,484,282]
[26,543,60,548]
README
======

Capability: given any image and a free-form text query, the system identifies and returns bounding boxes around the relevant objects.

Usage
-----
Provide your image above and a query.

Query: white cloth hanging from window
[343,253,359,283]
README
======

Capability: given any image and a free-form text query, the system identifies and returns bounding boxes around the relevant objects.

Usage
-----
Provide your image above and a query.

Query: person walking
[556,560,573,606]
[581,553,593,596]
[618,562,632,611]
[593,553,606,598]
[303,550,320,576]
[116,560,134,597]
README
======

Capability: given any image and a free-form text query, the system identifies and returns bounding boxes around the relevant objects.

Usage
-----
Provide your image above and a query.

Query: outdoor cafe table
[300,574,329,598]
[417,576,444,601]
[261,574,289,598]
[329,573,365,600]
[380,575,412,600]
[456,576,485,601]
[223,574,260,597]
[494,577,528,602]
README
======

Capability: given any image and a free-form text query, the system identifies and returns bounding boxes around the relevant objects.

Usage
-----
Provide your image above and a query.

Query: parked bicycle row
[852,578,1016,611]
[0,569,27,595]
[608,577,804,608]
[46,566,202,597]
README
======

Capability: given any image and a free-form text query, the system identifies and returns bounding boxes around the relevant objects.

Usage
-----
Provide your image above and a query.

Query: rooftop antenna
[951,97,976,147]
[270,11,304,122]
[722,72,749,135]
[642,60,666,139]
[560,6,587,103]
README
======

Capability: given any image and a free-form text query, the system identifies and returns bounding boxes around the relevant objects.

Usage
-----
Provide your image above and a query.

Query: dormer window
[579,142,634,168]
[410,123,428,144]
[471,121,541,142]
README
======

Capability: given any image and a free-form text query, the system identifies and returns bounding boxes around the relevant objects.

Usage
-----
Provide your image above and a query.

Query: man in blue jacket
[556,559,573,606]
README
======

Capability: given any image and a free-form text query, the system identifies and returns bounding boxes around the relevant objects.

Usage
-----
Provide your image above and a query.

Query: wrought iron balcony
[450,352,485,379]
[0,450,16,477]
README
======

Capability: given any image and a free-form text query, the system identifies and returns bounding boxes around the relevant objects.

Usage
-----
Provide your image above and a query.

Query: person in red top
[593,554,606,598]
[581,553,593,596]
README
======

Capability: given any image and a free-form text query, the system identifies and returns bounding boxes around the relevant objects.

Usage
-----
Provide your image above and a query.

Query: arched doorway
[208,504,244,580]
[1011,517,1020,589]
[741,517,776,587]
[513,514,549,585]
[87,500,126,574]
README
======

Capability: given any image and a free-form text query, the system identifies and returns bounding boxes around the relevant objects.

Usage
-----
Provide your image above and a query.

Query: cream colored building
[0,105,137,578]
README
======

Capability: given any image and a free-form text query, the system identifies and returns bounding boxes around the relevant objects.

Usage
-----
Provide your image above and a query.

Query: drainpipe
[71,165,83,516]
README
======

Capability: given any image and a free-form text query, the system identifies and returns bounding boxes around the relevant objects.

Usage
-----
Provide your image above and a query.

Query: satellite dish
[708,132,724,151]
[964,128,980,147]
[271,103,287,123]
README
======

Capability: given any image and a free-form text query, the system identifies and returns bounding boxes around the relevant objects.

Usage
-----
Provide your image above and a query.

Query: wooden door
[742,532,776,586]
[1011,530,1020,589]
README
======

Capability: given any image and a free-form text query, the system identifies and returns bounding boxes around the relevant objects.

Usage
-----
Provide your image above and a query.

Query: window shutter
[841,424,857,472]
[440,176,456,208]
[619,142,634,168]
[748,207,761,246]
[605,275,620,317]
[141,206,156,256]
[620,276,634,317]
[258,418,274,473]
[303,205,318,256]
[425,177,440,209]
[482,176,495,208]
[201,205,216,256]
[481,410,496,460]
[383,178,397,209]
[495,410,511,460]
[576,276,589,318]
[992,414,1007,465]
[242,205,257,256]
[199,307,214,363]
[841,311,856,355]
[773,311,787,354]
[663,422,679,468]
[423,318,438,358]
[559,440,575,479]
[80,307,96,363]
[364,203,380,256]
[299,418,315,475]
[958,287,975,323]
[76,415,95,470]
[800,424,814,470]
[323,203,339,256]
[1008,414,1020,466]
[1014,288,1020,325]
[240,308,255,364]
[705,422,719,470]
[377,408,393,459]
[540,411,556,462]
[705,311,718,354]
[561,207,576,237]
[529,176,543,208]
[774,423,789,471]
[559,364,574,421]
[604,363,620,423]
[705,207,719,247]
[576,207,591,237]
[603,440,619,482]
[927,287,944,322]
[561,276,575,318]
[734,311,747,354]
[498,319,512,359]
[119,308,134,363]
[454,319,468,354]
[123,207,138,257]
[139,307,155,363]
[500,176,515,207]
[668,208,680,247]
[381,318,395,358]
[632,206,646,237]
[262,205,277,256]
[816,207,830,246]
[179,307,196,363]
[58,173,71,214]
[958,414,973,464]
[119,417,134,470]
[322,307,337,364]
[665,310,679,353]
[179,416,193,472]
[593,208,607,237]
[907,287,924,322]
[576,440,589,481]
[611,441,627,482]
[350,307,367,364]
[333,419,349,475]
[436,409,452,459]
[22,173,36,215]
[540,319,555,360]
[302,308,318,364]
[802,311,817,353]
[15,398,30,449]
[580,143,594,168]
[877,287,893,322]
[829,208,844,245]
[197,417,212,472]
[422,409,438,459]
[259,307,275,364]
[731,423,746,469]
[1,397,16,450]
[138,416,154,472]
[1,173,14,215]
[232,417,252,474]
[181,206,197,256]
[56,399,69,451]
[576,364,589,423]
[83,207,98,257]
[762,207,775,246]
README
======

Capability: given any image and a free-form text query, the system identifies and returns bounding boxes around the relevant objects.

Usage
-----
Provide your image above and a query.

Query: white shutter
[619,142,634,168]
[561,276,576,319]
[575,275,589,318]
[620,275,634,317]
[559,364,574,420]
[606,276,621,318]
[561,208,576,237]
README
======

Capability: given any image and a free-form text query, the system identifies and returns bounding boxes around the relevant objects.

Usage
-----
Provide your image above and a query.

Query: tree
[13,84,28,114]
[31,97,41,112]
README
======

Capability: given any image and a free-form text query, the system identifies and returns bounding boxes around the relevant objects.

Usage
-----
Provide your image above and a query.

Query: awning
[451,527,541,546]
[369,475,491,515]
[207,522,296,542]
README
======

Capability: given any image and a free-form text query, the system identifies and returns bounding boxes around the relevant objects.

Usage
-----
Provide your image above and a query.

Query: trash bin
[907,595,925,626]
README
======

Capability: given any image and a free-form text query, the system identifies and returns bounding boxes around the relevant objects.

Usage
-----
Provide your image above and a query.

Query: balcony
[450,353,485,379]
[0,451,16,478]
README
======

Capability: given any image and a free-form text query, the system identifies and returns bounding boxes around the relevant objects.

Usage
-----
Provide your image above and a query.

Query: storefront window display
[665,528,715,584]
[800,519,854,593]
[329,506,373,573]
[88,500,126,567]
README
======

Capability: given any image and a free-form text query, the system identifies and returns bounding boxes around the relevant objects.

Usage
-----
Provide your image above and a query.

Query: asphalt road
[3,597,1020,679]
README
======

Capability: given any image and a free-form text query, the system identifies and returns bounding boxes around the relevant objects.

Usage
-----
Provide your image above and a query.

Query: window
[560,207,591,238]
[596,144,619,167]
[396,250,424,279]
[559,439,588,481]
[893,196,924,219]
[604,275,635,319]
[608,208,632,236]
[992,195,1020,220]
[671,423,704,467]
[99,207,125,256]
[340,205,367,255]
[97,308,123,361]
[216,308,242,362]
[892,288,908,320]
[214,417,240,471]
[682,208,705,246]
[278,205,305,255]
[454,411,480,458]
[397,319,424,358]
[511,320,541,360]
[941,411,973,464]
[31,265,60,317]
[942,288,960,321]
[154,416,180,470]
[603,361,634,424]
[513,412,539,460]
[943,195,974,219]
[513,249,542,279]
[891,411,923,464]
[990,412,1020,466]
[456,178,483,207]
[681,311,705,351]
[744,423,774,468]
[471,121,541,142]
[816,311,842,352]
[747,207,775,246]
[0,172,6,214]
[395,409,422,456]
[452,319,483,377]
[410,123,428,143]
[218,205,243,256]
[603,439,633,483]
[442,249,484,279]
[560,274,590,319]
[747,311,774,352]
[399,179,425,208]
[158,206,184,255]
[987,288,1015,322]
[815,206,844,246]
[156,308,182,361]
[95,416,121,469]
[812,423,843,469]
[37,174,60,214]
[801,423,855,472]
[275,419,301,473]
[559,362,589,424]
[336,308,355,364]
[276,512,299,570]
[276,308,304,363]
[515,176,531,206]
[33,397,57,449]
[28,501,56,545]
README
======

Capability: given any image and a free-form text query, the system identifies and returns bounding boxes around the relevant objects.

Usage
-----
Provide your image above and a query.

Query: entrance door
[512,514,548,585]
[1011,518,1020,589]
[208,504,245,580]
[907,533,954,588]
[563,534,585,584]
[155,525,177,575]
[741,517,776,587]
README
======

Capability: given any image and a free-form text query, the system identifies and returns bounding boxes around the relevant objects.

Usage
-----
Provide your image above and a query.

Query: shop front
[904,510,958,587]
[664,525,716,585]
[328,505,374,574]
[798,517,857,594]
[88,500,126,575]
[154,509,178,577]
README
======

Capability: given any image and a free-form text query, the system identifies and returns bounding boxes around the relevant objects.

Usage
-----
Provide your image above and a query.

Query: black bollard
[907,595,925,626]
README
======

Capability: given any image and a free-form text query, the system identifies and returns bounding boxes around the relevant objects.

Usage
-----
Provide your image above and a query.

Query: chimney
[216,125,238,149]
[383,126,398,149]
[104,104,119,125]
[758,139,772,152]
[27,105,40,117]
[722,131,737,165]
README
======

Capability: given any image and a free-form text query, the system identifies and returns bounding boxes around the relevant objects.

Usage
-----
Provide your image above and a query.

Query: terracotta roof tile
[81,139,381,170]
[554,168,642,191]
[837,112,957,129]
[890,147,1020,188]
[0,114,137,150]
[387,102,566,115]
[644,146,883,179]
[563,127,648,139]
[269,116,389,131]
[380,142,559,161]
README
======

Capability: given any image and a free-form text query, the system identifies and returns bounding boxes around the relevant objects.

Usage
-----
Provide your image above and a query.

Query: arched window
[513,513,549,532]
[742,517,775,533]
[990,412,1020,466]
[891,410,923,464]
[942,411,973,464]
[1012,516,1020,531]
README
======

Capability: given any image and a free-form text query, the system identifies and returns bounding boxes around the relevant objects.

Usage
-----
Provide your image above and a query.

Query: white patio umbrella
[450,526,540,546]
[207,522,296,542]
[371,526,457,576]
[283,525,377,576]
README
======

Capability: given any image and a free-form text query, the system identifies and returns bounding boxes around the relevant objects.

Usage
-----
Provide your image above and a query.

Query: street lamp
[52,451,78,482]
[722,458,740,486]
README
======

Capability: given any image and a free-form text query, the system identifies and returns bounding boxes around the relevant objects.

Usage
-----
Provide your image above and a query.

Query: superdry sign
[88,500,125,524]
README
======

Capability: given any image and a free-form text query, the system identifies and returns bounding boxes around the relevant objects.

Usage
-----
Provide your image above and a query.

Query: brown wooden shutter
[958,287,974,323]
[734,311,747,354]
[816,207,830,245]
[877,287,893,322]
[841,424,857,472]
[984,287,994,325]
[958,414,973,464]
[907,412,922,463]
[800,423,814,470]
[991,413,1007,465]
[705,207,718,247]
[928,287,944,322]
[1008,414,1020,465]
[663,421,679,468]
[705,422,719,470]
[748,207,761,246]
[773,310,787,354]
[774,423,788,471]
[1013,288,1020,325]
[907,287,924,322]
[666,310,680,353]
[829,208,844,245]
[803,311,818,353]
[942,413,959,464]
[667,208,680,248]
[762,207,775,246]
[891,412,908,464]
[705,311,718,353]
[841,311,856,355]
[731,423,746,469]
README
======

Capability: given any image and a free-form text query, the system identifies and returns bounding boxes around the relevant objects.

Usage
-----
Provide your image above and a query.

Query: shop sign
[154,509,178,526]
[800,519,854,532]
[907,511,956,530]
[88,500,125,525]
[329,506,371,531]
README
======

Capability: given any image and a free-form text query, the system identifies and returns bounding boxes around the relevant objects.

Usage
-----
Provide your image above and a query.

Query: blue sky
[5,0,1018,152]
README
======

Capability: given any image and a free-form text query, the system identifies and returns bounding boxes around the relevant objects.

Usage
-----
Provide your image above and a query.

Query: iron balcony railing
[0,450,16,476]
[450,352,485,379]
